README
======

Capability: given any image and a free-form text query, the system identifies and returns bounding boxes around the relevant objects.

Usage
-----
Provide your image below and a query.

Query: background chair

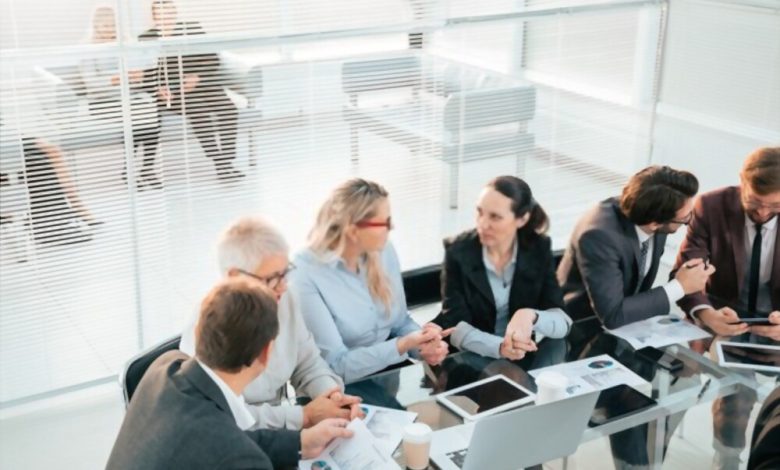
[120,334,181,407]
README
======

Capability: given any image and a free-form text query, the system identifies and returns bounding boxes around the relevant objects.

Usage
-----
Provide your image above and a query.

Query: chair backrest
[245,65,264,102]
[120,335,181,406]
[342,55,422,94]
[443,86,536,132]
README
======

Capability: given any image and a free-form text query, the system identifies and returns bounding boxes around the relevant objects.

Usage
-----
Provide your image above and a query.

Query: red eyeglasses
[355,217,393,230]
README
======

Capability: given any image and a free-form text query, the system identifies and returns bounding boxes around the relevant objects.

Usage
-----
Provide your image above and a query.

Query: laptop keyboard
[447,449,468,468]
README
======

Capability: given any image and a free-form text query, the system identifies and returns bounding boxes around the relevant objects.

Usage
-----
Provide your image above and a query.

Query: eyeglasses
[667,211,693,225]
[237,263,295,289]
[355,217,393,230]
[742,197,780,212]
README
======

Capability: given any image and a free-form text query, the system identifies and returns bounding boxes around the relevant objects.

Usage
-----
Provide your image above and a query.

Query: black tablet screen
[589,384,656,427]
[448,377,530,415]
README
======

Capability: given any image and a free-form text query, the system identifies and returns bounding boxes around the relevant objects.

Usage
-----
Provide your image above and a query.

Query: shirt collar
[320,250,367,273]
[196,359,256,431]
[634,225,652,244]
[482,239,518,275]
[745,213,777,232]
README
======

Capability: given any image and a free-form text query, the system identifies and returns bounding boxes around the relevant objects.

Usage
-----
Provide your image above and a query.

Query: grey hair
[216,216,289,276]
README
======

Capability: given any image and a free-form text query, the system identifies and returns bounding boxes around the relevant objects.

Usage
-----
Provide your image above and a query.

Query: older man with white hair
[180,216,363,430]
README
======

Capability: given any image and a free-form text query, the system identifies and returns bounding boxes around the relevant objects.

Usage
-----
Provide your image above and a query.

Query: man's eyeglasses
[355,217,393,230]
[237,263,295,289]
[742,197,780,212]
[667,211,693,225]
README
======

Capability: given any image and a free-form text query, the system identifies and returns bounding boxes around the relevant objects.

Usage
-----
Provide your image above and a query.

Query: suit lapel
[508,243,535,310]
[613,201,642,280]
[180,358,231,414]
[463,251,495,307]
[773,219,780,308]
[729,189,747,289]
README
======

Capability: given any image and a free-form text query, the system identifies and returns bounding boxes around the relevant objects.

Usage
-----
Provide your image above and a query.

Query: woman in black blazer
[433,176,572,360]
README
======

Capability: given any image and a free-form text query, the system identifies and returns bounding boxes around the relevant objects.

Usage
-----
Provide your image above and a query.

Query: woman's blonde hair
[309,178,393,310]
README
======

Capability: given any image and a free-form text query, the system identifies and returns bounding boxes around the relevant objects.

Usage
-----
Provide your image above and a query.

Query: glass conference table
[342,315,778,470]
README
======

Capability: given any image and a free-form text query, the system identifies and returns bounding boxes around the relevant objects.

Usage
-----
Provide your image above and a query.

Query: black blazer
[556,198,668,328]
[107,351,300,470]
[432,229,565,334]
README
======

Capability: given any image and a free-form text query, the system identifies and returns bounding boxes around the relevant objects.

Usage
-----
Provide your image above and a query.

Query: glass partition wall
[1,0,776,406]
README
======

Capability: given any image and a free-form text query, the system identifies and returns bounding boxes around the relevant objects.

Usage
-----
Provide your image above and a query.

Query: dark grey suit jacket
[106,351,301,470]
[556,197,668,328]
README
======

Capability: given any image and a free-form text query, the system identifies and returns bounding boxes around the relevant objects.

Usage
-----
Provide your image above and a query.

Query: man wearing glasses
[672,147,779,470]
[558,165,715,329]
[180,216,364,431]
[557,166,715,470]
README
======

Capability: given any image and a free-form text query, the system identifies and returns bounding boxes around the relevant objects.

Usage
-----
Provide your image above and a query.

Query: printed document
[529,354,648,398]
[606,315,710,349]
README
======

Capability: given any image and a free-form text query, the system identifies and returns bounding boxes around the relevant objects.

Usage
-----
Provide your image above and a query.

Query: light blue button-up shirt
[451,242,572,359]
[289,242,420,383]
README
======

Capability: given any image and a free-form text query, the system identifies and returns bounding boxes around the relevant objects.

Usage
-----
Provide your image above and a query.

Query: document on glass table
[298,418,402,470]
[605,315,711,349]
[529,354,648,398]
[360,404,417,455]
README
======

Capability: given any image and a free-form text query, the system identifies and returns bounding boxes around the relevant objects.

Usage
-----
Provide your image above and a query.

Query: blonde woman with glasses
[290,179,450,383]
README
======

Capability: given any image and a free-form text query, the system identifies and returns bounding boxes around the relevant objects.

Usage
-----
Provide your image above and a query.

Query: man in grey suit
[557,166,713,470]
[106,278,352,470]
[557,165,714,328]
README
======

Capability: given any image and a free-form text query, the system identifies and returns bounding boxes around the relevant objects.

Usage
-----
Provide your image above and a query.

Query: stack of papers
[298,405,417,470]
[529,354,648,398]
[606,315,711,350]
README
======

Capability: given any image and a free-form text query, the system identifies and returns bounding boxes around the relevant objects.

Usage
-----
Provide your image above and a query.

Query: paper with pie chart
[606,315,711,349]
[298,410,409,470]
[529,354,648,398]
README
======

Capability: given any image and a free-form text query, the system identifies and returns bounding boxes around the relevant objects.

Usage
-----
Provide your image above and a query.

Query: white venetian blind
[651,0,780,191]
[1,0,664,405]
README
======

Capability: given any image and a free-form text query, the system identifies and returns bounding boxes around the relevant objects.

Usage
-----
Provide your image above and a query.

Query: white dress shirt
[197,359,256,431]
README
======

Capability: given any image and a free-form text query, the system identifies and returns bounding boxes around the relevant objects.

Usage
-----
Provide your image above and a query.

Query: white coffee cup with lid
[535,370,569,404]
[403,422,433,470]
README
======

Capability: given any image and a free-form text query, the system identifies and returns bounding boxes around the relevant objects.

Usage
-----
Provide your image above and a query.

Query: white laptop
[430,391,599,470]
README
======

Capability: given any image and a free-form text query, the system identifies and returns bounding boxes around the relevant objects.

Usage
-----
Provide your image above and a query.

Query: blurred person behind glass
[139,0,243,181]
[1,121,98,244]
[80,6,161,189]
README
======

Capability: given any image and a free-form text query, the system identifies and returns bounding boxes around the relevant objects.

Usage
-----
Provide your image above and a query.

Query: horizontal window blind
[2,0,666,405]
[649,0,780,261]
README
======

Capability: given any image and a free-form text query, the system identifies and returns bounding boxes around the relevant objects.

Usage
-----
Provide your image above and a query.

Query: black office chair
[120,335,181,407]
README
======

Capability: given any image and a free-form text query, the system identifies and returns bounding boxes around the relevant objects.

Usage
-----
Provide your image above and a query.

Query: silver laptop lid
[463,391,599,470]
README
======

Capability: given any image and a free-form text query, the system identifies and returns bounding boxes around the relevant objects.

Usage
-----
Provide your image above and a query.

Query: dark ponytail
[487,175,549,247]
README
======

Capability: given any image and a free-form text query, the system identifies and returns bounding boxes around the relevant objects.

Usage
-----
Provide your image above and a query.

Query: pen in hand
[697,378,712,400]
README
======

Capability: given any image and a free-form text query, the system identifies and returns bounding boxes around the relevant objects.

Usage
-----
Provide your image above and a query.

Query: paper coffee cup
[535,370,569,404]
[403,422,432,470]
